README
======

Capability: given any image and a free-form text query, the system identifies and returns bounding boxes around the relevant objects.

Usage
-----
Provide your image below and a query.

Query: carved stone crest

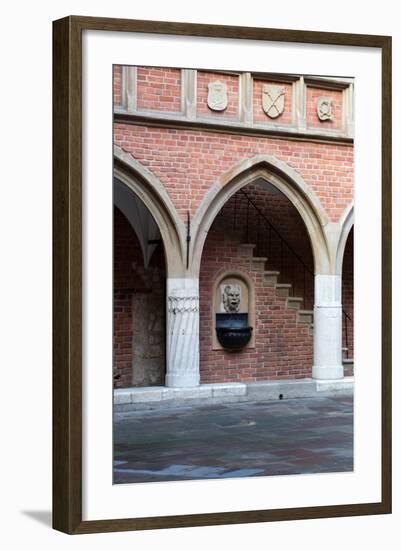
[262,84,286,119]
[317,97,333,121]
[207,82,228,111]
[221,284,241,313]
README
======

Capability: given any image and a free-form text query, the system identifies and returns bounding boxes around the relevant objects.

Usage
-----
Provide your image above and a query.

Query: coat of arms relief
[262,84,286,119]
[317,97,333,121]
[207,82,228,111]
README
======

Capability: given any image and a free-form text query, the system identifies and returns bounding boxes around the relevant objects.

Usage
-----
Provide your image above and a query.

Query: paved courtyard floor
[113,395,353,484]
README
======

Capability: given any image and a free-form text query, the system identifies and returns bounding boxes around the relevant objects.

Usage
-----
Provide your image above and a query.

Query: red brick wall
[342,227,354,363]
[253,80,293,125]
[113,207,166,388]
[113,65,122,106]
[219,183,314,308]
[196,71,239,119]
[306,86,343,130]
[114,124,353,223]
[200,213,313,383]
[136,67,181,113]
[113,66,354,385]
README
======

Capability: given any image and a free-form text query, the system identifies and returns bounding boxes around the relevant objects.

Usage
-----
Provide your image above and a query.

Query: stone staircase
[238,241,353,374]
[342,349,354,376]
[238,242,314,335]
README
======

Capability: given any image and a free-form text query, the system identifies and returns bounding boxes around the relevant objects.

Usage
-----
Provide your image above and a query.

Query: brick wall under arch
[342,227,354,365]
[199,183,314,383]
[113,206,166,388]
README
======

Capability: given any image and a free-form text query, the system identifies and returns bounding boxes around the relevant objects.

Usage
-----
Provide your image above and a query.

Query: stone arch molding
[113,146,187,277]
[190,154,332,276]
[335,202,354,275]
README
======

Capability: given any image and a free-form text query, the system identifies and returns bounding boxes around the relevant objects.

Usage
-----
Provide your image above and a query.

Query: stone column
[313,274,344,380]
[165,278,200,387]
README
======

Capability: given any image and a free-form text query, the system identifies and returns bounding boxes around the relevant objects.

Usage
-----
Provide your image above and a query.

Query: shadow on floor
[21,510,52,528]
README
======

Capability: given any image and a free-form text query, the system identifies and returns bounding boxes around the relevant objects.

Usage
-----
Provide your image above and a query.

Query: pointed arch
[335,202,354,275]
[114,146,187,277]
[190,154,331,276]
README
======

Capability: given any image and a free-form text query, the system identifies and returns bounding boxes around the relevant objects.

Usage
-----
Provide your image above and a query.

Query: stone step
[238,243,256,257]
[252,256,268,271]
[343,358,354,377]
[286,296,303,310]
[264,270,280,285]
[297,309,314,324]
[114,378,355,412]
[275,283,292,297]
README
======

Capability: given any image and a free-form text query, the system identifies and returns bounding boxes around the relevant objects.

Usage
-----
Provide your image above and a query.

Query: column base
[165,372,200,388]
[312,365,344,380]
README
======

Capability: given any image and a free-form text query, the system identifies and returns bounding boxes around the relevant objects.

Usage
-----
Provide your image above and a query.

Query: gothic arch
[335,202,354,275]
[190,154,331,276]
[114,146,187,277]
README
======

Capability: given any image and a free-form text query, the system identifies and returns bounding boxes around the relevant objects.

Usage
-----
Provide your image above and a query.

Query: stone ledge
[114,378,354,411]
[246,379,316,400]
[316,377,354,393]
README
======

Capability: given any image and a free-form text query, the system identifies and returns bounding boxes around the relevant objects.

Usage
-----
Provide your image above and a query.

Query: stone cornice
[113,110,353,146]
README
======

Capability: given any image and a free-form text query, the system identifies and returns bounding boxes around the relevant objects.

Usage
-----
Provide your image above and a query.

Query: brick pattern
[113,67,354,386]
[137,67,181,113]
[200,218,313,383]
[114,124,353,223]
[253,80,293,125]
[113,207,166,388]
[114,194,353,385]
[219,183,314,308]
[196,71,239,119]
[306,86,343,130]
[113,65,122,106]
[342,227,354,363]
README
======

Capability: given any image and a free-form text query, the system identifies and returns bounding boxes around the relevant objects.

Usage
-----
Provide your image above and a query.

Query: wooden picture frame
[53,15,391,534]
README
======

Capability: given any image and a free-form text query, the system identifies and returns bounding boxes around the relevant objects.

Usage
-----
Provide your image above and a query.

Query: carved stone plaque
[262,84,285,118]
[317,97,333,121]
[207,82,228,111]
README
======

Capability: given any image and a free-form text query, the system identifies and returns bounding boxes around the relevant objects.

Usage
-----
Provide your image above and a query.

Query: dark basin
[216,326,253,350]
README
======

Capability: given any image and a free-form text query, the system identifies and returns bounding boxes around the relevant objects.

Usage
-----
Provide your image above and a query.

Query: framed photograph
[53,16,391,534]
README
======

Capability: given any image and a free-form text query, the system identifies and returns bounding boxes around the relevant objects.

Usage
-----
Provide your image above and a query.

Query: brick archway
[114,146,187,278]
[335,202,354,275]
[190,154,331,277]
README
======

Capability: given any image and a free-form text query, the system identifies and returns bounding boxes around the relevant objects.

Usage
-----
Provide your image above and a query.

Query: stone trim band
[168,296,200,314]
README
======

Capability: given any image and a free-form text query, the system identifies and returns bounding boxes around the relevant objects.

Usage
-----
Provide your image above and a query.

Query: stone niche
[212,272,255,350]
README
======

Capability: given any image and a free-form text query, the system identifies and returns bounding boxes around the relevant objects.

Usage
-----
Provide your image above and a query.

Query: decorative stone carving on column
[207,82,228,111]
[317,97,333,121]
[165,279,200,387]
[168,296,199,314]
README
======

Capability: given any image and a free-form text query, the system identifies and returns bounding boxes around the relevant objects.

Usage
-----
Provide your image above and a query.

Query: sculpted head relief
[222,284,241,313]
